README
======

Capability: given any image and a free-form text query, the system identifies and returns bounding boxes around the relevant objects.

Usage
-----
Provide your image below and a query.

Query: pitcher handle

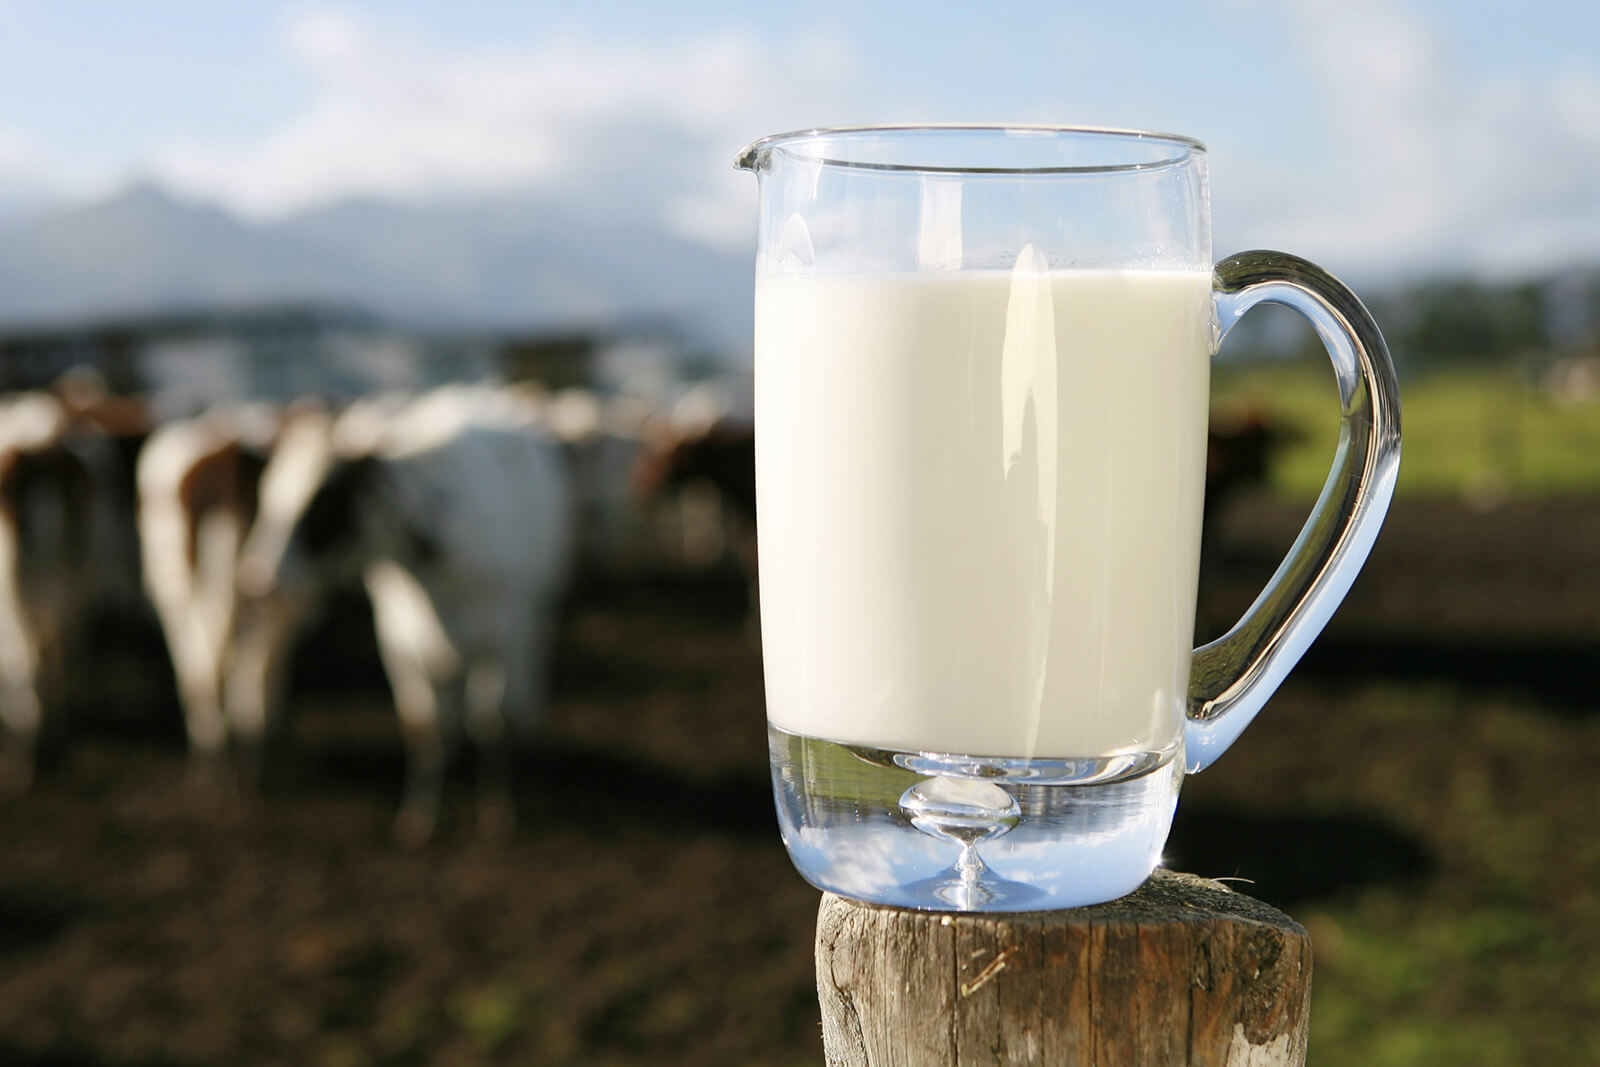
[1186,250,1402,772]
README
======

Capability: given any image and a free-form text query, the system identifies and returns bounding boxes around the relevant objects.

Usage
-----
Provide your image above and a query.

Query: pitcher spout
[735,129,813,172]
[734,140,765,172]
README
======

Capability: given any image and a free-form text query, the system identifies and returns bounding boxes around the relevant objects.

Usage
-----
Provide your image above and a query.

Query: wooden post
[815,870,1312,1067]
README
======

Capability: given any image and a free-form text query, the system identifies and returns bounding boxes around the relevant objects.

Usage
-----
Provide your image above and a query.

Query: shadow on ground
[1166,802,1435,909]
[1297,634,1600,717]
[0,1043,177,1067]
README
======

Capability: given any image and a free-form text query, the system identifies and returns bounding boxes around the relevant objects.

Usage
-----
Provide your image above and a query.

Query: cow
[233,386,574,845]
[633,418,756,525]
[0,393,96,786]
[136,405,283,781]
[535,387,658,577]
[632,417,759,629]
[633,381,755,562]
[1203,405,1298,539]
[52,368,151,613]
[1194,405,1302,640]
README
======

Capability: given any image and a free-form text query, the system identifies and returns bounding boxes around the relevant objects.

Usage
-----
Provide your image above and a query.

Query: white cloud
[148,9,859,250]
[0,124,80,213]
[0,125,54,184]
[1220,0,1600,278]
[19,1,1597,279]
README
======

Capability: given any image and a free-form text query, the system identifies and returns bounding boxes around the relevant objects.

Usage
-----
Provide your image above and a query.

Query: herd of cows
[0,370,1286,847]
[0,371,755,844]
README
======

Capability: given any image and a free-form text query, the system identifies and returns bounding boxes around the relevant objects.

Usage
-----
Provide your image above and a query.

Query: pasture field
[1214,361,1600,501]
[1193,495,1600,1066]
[1,492,1597,1065]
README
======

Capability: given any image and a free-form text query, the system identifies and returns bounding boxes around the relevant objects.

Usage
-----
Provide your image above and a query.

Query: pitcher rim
[734,124,1206,175]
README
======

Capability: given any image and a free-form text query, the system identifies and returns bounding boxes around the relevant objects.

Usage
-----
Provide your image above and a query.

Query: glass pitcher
[736,125,1401,911]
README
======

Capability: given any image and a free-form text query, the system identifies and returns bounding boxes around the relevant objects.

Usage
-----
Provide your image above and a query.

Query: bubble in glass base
[895,776,1045,909]
[769,725,1184,911]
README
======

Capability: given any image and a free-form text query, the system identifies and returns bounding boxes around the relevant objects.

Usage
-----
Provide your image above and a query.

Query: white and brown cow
[52,369,151,614]
[233,386,574,844]
[537,387,659,576]
[632,416,759,630]
[136,405,284,777]
[0,393,96,785]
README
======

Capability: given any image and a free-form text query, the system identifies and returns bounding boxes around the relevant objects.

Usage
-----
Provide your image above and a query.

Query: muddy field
[2,496,1597,1065]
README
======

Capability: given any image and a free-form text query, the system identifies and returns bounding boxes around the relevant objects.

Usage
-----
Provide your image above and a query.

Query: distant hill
[11,184,1593,369]
[0,184,754,351]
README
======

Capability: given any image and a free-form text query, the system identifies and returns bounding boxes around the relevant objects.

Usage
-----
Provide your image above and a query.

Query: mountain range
[7,183,1597,371]
[0,184,754,350]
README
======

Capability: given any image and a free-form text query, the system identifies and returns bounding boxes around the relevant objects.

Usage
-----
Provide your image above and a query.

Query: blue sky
[3,0,1598,281]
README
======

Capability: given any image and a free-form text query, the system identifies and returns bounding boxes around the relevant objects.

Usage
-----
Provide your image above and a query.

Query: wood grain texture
[815,870,1311,1067]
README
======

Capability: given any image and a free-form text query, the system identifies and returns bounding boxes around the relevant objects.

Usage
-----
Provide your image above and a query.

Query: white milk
[755,265,1214,759]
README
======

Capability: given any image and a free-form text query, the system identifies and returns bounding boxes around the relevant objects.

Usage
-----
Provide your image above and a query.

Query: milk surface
[756,266,1213,758]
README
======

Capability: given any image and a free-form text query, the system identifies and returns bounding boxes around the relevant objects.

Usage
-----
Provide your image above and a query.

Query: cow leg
[30,624,71,773]
[157,612,230,785]
[367,564,464,847]
[0,625,66,787]
[462,589,537,840]
[0,678,41,792]
[0,598,41,790]
[392,673,443,847]
[465,656,515,840]
[178,678,229,789]
[503,600,557,747]
[381,642,463,849]
[224,597,301,792]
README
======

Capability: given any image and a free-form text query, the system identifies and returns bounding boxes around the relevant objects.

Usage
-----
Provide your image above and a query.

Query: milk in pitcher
[757,265,1214,763]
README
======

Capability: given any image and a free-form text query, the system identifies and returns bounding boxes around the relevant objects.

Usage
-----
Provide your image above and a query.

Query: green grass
[1213,362,1600,501]
[449,983,527,1052]
[1253,681,1600,1066]
[1308,893,1600,1065]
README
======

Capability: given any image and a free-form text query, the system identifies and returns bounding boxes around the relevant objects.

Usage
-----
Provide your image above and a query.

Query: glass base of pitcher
[769,725,1183,912]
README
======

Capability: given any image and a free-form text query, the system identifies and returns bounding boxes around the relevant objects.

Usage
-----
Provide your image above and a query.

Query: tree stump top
[815,870,1312,1067]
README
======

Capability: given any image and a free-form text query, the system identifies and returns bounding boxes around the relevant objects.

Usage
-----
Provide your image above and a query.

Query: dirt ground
[1,496,1595,1066]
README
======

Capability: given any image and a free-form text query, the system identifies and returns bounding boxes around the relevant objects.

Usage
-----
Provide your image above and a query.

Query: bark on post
[815,870,1312,1067]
